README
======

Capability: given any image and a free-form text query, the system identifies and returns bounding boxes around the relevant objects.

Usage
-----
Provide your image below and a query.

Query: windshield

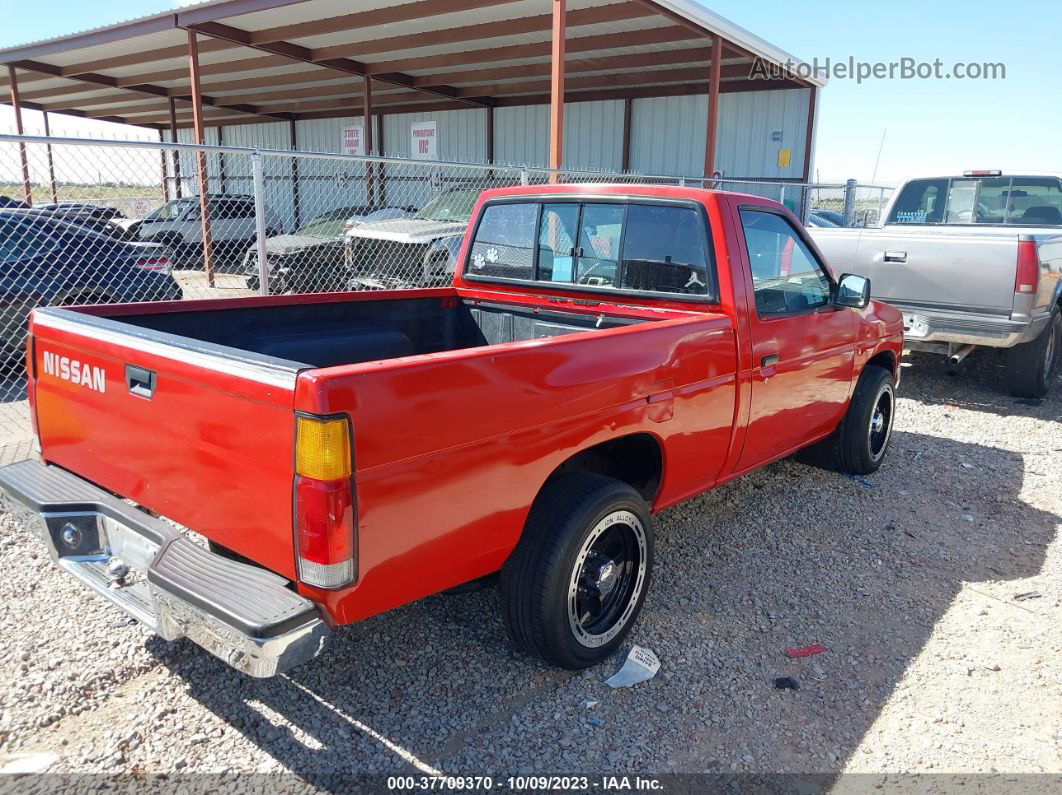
[145,200,193,221]
[415,189,480,223]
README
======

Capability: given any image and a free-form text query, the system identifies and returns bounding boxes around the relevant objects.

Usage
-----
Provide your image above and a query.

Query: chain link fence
[0,132,892,460]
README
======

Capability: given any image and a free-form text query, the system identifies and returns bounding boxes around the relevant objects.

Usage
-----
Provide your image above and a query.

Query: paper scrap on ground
[605,645,660,688]
[0,752,58,774]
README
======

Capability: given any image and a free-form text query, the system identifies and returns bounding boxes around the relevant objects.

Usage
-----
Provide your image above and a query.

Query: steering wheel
[576,261,614,286]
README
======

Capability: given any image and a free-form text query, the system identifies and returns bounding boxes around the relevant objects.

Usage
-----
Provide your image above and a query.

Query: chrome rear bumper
[901,307,1048,349]
[0,459,329,678]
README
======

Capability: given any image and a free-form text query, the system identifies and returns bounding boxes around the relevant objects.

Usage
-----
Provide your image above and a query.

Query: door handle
[125,364,156,399]
[761,354,780,368]
[884,250,907,263]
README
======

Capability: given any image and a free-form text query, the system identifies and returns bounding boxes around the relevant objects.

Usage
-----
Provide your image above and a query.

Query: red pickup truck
[0,184,903,677]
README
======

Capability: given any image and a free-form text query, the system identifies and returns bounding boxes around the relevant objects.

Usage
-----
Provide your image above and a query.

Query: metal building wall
[171,88,814,225]
[494,105,549,167]
[716,88,811,180]
[293,116,398,225]
[494,101,625,171]
[629,88,812,180]
[381,108,487,161]
[629,95,708,177]
[563,100,625,172]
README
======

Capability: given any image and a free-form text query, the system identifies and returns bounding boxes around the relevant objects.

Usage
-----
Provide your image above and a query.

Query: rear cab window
[465,198,715,300]
[889,177,1062,226]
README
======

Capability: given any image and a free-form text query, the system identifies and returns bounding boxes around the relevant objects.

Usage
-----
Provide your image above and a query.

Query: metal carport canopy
[0,0,823,130]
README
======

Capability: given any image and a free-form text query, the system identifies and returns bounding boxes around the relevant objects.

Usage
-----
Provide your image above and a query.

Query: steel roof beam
[184,20,490,108]
[367,25,700,75]
[9,58,288,120]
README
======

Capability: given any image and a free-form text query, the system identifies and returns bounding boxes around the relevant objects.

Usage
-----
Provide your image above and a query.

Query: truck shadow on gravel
[151,429,1058,785]
[899,350,1062,420]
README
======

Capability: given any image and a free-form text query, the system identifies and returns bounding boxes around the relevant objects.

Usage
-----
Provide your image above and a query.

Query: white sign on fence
[410,121,437,160]
[342,125,364,156]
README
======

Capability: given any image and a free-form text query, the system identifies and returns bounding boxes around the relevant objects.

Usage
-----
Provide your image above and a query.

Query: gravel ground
[0,349,1059,787]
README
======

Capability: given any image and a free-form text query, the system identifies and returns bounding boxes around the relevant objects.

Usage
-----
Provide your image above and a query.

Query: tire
[498,473,654,669]
[1005,307,1061,399]
[830,364,896,475]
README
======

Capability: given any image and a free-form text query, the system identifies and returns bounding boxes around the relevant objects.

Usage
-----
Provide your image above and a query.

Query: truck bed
[111,291,652,369]
[27,289,673,583]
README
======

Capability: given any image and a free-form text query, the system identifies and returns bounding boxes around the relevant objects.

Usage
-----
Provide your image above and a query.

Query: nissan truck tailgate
[26,305,302,579]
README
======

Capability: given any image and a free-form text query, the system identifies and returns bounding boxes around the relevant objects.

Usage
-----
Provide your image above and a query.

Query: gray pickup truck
[810,172,1062,397]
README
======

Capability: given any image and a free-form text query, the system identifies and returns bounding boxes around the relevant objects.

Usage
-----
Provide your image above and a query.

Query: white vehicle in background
[343,206,416,232]
[127,195,284,267]
[809,172,1062,397]
[344,187,485,287]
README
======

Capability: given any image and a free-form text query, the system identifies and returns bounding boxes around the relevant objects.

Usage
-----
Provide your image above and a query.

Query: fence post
[779,183,786,209]
[252,150,270,296]
[520,168,529,186]
[842,179,859,226]
[877,188,887,225]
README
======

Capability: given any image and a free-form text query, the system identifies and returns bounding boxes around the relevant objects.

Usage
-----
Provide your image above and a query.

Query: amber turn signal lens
[295,416,351,480]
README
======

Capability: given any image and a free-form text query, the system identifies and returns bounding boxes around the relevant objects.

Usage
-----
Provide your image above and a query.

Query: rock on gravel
[0,351,1059,781]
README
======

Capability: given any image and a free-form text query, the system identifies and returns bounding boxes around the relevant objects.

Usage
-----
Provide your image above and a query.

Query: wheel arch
[541,432,665,508]
[865,349,897,378]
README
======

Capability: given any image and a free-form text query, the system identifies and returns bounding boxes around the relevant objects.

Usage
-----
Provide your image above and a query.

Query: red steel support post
[168,98,183,199]
[703,34,722,180]
[42,110,58,205]
[364,73,375,207]
[187,30,215,286]
[8,66,33,206]
[548,0,566,183]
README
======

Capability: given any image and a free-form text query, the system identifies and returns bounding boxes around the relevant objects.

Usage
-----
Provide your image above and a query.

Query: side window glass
[1005,179,1062,225]
[944,179,978,224]
[621,204,710,295]
[212,201,235,220]
[467,202,538,280]
[575,204,624,287]
[888,178,948,224]
[739,209,831,316]
[538,203,579,282]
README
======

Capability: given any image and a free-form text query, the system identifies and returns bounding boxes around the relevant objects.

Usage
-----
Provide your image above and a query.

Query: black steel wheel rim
[869,386,894,460]
[567,510,647,648]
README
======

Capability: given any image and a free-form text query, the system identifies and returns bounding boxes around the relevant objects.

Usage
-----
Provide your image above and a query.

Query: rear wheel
[499,473,654,669]
[1006,307,1061,399]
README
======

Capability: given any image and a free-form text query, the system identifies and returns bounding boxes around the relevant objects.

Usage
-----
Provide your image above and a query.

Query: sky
[0,0,1059,185]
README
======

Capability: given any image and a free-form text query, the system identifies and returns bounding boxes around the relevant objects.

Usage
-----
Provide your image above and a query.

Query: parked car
[11,206,132,240]
[0,210,182,362]
[344,186,485,286]
[244,205,418,293]
[39,202,125,222]
[806,211,841,228]
[811,208,845,226]
[0,184,902,677]
[809,172,1062,397]
[128,195,283,268]
[0,196,29,210]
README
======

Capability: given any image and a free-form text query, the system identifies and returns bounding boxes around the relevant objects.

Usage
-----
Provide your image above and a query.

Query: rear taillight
[134,256,170,272]
[1015,239,1041,295]
[294,415,355,589]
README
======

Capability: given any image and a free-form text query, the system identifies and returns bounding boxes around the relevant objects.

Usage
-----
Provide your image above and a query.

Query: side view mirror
[836,273,871,308]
